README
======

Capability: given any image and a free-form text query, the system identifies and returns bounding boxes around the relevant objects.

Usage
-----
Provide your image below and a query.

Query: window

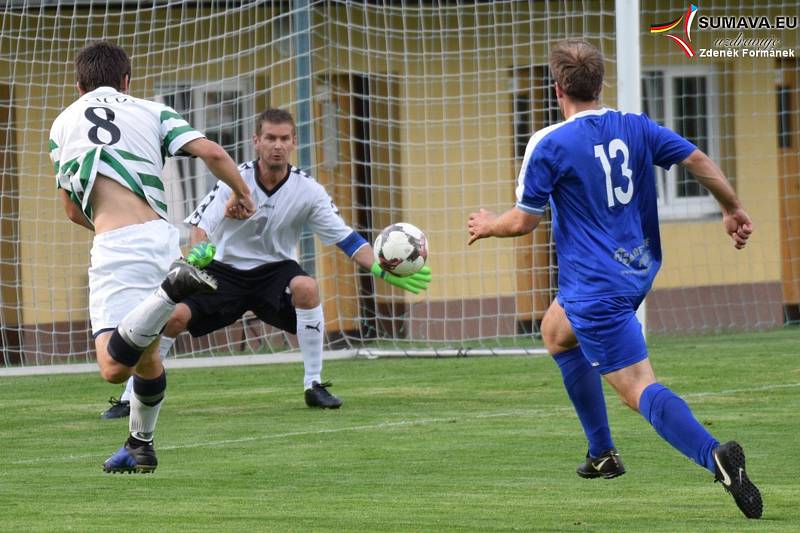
[156,80,254,235]
[513,91,532,159]
[642,67,719,219]
[512,66,559,161]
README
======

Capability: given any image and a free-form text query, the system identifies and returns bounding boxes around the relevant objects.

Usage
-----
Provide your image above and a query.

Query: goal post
[615,0,646,336]
[0,1,795,370]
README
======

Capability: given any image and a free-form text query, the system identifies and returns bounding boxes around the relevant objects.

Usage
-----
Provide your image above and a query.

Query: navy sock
[639,383,719,473]
[554,346,614,458]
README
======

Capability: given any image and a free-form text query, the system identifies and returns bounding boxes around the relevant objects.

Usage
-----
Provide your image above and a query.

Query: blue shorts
[559,294,648,374]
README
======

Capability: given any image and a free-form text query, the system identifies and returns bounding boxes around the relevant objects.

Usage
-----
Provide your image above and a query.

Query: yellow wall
[657,58,782,287]
[8,5,284,324]
[1,1,792,326]
[392,2,618,301]
[640,3,794,289]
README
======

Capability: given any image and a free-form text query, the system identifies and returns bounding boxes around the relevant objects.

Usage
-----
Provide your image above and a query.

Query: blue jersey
[516,108,696,300]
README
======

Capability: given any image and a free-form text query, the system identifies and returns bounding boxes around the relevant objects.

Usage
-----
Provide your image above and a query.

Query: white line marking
[8,381,799,467]
[683,381,800,398]
[0,349,547,377]
[8,408,568,466]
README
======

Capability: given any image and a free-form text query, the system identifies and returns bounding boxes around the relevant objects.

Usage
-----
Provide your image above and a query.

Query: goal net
[0,1,796,368]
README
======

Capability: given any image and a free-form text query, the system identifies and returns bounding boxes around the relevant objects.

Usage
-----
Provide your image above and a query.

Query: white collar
[565,107,611,122]
[85,86,122,96]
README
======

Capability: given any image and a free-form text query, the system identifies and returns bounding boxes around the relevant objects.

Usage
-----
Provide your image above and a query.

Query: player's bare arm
[467,207,541,245]
[352,243,376,270]
[58,188,94,231]
[181,138,256,219]
[681,149,753,250]
[189,226,209,247]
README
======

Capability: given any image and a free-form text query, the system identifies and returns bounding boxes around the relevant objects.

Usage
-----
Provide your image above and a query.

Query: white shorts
[89,219,180,335]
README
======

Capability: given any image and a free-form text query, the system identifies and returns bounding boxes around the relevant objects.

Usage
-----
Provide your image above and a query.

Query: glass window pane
[513,91,531,160]
[642,71,666,201]
[205,91,245,159]
[203,90,246,190]
[544,79,559,127]
[673,76,709,198]
[642,71,664,124]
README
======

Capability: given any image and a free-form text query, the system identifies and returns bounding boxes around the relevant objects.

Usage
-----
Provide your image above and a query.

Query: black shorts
[182,260,307,337]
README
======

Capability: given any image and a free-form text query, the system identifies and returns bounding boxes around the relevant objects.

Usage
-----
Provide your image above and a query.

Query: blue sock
[554,346,614,458]
[639,383,719,473]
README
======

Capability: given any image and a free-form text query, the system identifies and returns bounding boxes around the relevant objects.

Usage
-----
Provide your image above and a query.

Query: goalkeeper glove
[186,241,217,269]
[370,262,432,294]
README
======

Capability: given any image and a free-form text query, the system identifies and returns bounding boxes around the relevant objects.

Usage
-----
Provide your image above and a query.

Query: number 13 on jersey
[594,139,633,208]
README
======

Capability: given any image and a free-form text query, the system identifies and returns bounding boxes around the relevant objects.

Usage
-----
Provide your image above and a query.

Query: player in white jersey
[103,108,432,412]
[49,41,255,473]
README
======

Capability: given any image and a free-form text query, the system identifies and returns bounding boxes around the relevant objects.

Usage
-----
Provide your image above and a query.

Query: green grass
[1,329,798,531]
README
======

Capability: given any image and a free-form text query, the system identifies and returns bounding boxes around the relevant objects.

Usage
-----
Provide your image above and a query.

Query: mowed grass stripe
[8,379,799,467]
[1,328,797,532]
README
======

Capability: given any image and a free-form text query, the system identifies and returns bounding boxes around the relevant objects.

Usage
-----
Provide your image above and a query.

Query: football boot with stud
[576,448,626,479]
[304,381,343,409]
[103,438,157,474]
[161,258,218,303]
[713,441,762,519]
[100,396,130,419]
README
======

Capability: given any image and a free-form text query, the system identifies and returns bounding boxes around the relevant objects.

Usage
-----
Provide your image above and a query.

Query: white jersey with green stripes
[48,86,204,222]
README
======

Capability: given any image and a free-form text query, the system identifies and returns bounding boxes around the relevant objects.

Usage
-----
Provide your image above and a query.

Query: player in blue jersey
[467,40,761,519]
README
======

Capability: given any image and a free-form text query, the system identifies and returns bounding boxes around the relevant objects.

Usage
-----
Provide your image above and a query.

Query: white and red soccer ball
[374,222,428,277]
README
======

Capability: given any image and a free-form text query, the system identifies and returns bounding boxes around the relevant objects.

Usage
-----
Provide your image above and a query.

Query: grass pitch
[1,329,798,531]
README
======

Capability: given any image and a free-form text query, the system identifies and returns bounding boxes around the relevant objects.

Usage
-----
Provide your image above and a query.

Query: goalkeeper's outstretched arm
[350,240,432,295]
[351,243,376,271]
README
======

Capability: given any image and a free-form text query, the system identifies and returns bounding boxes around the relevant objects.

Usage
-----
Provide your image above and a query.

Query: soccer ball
[374,222,428,277]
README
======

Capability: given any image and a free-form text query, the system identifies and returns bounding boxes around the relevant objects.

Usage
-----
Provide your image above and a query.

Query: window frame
[643,65,720,220]
[154,79,255,235]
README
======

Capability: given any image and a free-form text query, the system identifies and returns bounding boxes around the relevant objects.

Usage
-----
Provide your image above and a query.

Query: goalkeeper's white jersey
[187,162,354,270]
[49,86,204,222]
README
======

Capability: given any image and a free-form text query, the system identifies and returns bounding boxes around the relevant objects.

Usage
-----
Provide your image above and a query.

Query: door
[777,59,800,322]
[314,73,400,341]
[0,84,20,364]
[511,66,559,334]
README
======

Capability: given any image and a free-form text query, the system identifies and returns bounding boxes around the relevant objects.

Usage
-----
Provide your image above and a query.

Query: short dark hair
[75,41,131,92]
[255,108,296,135]
[549,40,604,102]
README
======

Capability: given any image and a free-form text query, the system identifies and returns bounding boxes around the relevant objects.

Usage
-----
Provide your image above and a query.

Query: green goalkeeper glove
[370,262,432,294]
[186,241,217,268]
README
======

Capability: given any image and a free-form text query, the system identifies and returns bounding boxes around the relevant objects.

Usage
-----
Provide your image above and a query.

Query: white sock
[159,336,176,359]
[296,304,324,389]
[121,376,134,403]
[121,336,175,403]
[129,393,163,442]
[118,288,175,349]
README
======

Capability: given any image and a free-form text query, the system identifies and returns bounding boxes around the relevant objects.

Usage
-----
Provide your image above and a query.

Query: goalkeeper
[102,108,430,416]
